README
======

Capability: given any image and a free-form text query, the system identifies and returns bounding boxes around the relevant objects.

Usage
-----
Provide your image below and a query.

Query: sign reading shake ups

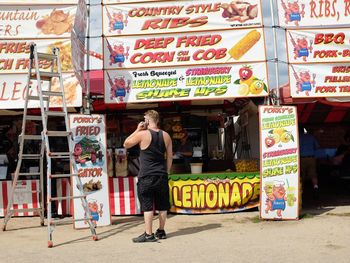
[69,114,111,228]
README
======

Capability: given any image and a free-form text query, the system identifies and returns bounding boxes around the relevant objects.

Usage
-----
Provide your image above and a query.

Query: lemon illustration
[273,128,285,137]
[280,132,292,143]
[272,133,280,144]
[249,80,264,94]
[240,76,254,87]
[238,83,249,96]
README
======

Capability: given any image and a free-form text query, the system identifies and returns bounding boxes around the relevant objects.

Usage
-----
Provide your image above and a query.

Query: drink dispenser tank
[218,128,225,151]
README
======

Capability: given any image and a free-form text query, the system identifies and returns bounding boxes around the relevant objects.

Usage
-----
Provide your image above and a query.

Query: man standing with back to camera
[124,110,173,242]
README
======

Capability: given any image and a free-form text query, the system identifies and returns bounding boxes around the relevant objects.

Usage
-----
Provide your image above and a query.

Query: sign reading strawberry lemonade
[259,106,300,220]
[104,63,268,103]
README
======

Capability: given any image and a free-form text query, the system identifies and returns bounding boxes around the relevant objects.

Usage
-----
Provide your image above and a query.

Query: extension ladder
[2,44,98,248]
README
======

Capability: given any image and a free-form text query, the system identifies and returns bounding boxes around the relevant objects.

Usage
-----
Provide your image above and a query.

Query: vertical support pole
[85,0,91,115]
[269,0,281,106]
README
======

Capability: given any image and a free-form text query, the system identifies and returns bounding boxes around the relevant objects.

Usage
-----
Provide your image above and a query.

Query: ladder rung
[22,135,42,140]
[26,115,42,121]
[42,91,63,97]
[49,217,91,225]
[46,131,71,137]
[30,72,60,80]
[22,154,42,159]
[27,95,49,101]
[50,195,86,201]
[14,189,40,194]
[18,172,41,176]
[9,208,42,213]
[49,173,78,179]
[46,111,66,117]
[48,152,71,158]
[36,52,57,61]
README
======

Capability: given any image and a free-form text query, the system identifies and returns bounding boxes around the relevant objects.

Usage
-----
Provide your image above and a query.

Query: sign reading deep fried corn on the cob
[228,30,261,60]
[104,28,266,69]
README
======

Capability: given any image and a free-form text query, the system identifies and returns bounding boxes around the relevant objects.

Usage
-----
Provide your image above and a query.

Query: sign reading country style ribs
[103,28,266,69]
[103,0,263,36]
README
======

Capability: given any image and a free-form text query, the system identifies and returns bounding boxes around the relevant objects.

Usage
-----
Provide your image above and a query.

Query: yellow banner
[169,176,260,214]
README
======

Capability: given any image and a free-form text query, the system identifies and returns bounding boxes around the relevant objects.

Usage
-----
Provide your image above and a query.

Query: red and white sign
[0,6,76,39]
[259,105,300,220]
[286,28,350,63]
[69,114,111,228]
[103,28,266,69]
[289,63,350,98]
[0,39,73,74]
[0,73,82,109]
[103,0,263,36]
[104,63,269,104]
[277,0,350,28]
[0,180,40,217]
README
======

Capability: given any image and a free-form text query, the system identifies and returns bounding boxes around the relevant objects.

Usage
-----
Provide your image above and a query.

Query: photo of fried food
[80,179,103,193]
[36,9,74,35]
[228,29,261,60]
[50,75,79,106]
[47,41,72,72]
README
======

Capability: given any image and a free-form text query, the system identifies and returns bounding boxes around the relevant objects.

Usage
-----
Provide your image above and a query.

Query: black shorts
[137,175,170,212]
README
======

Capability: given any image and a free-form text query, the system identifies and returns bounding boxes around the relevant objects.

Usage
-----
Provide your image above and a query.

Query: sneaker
[132,232,157,243]
[155,229,167,239]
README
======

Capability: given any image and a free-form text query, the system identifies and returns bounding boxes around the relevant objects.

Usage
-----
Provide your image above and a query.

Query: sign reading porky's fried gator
[168,173,260,214]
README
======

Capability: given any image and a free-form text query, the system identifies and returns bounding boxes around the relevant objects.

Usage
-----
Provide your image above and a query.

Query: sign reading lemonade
[259,106,300,220]
[168,172,260,214]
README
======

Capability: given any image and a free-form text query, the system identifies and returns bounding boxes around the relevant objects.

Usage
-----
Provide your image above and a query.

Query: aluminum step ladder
[2,44,98,248]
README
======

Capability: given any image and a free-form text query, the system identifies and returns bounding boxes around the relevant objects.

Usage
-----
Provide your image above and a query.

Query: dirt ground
[1,188,350,263]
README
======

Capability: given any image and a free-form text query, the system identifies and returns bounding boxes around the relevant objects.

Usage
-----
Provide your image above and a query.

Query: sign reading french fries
[103,0,263,36]
[286,28,350,63]
[277,0,350,28]
[103,28,266,69]
[0,39,73,74]
[69,114,111,228]
[104,63,269,103]
[289,63,350,98]
[0,6,76,39]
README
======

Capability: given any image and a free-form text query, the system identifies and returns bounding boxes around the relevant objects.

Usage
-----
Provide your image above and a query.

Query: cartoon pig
[109,44,130,67]
[110,77,131,102]
[294,37,313,61]
[296,71,316,96]
[109,12,128,34]
[282,0,305,26]
[265,182,287,218]
[86,201,103,227]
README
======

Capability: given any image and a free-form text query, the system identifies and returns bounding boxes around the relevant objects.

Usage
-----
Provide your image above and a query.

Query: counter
[1,172,260,217]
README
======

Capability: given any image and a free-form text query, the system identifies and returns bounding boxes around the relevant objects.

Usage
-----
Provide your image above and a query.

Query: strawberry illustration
[239,66,253,81]
[265,137,275,148]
